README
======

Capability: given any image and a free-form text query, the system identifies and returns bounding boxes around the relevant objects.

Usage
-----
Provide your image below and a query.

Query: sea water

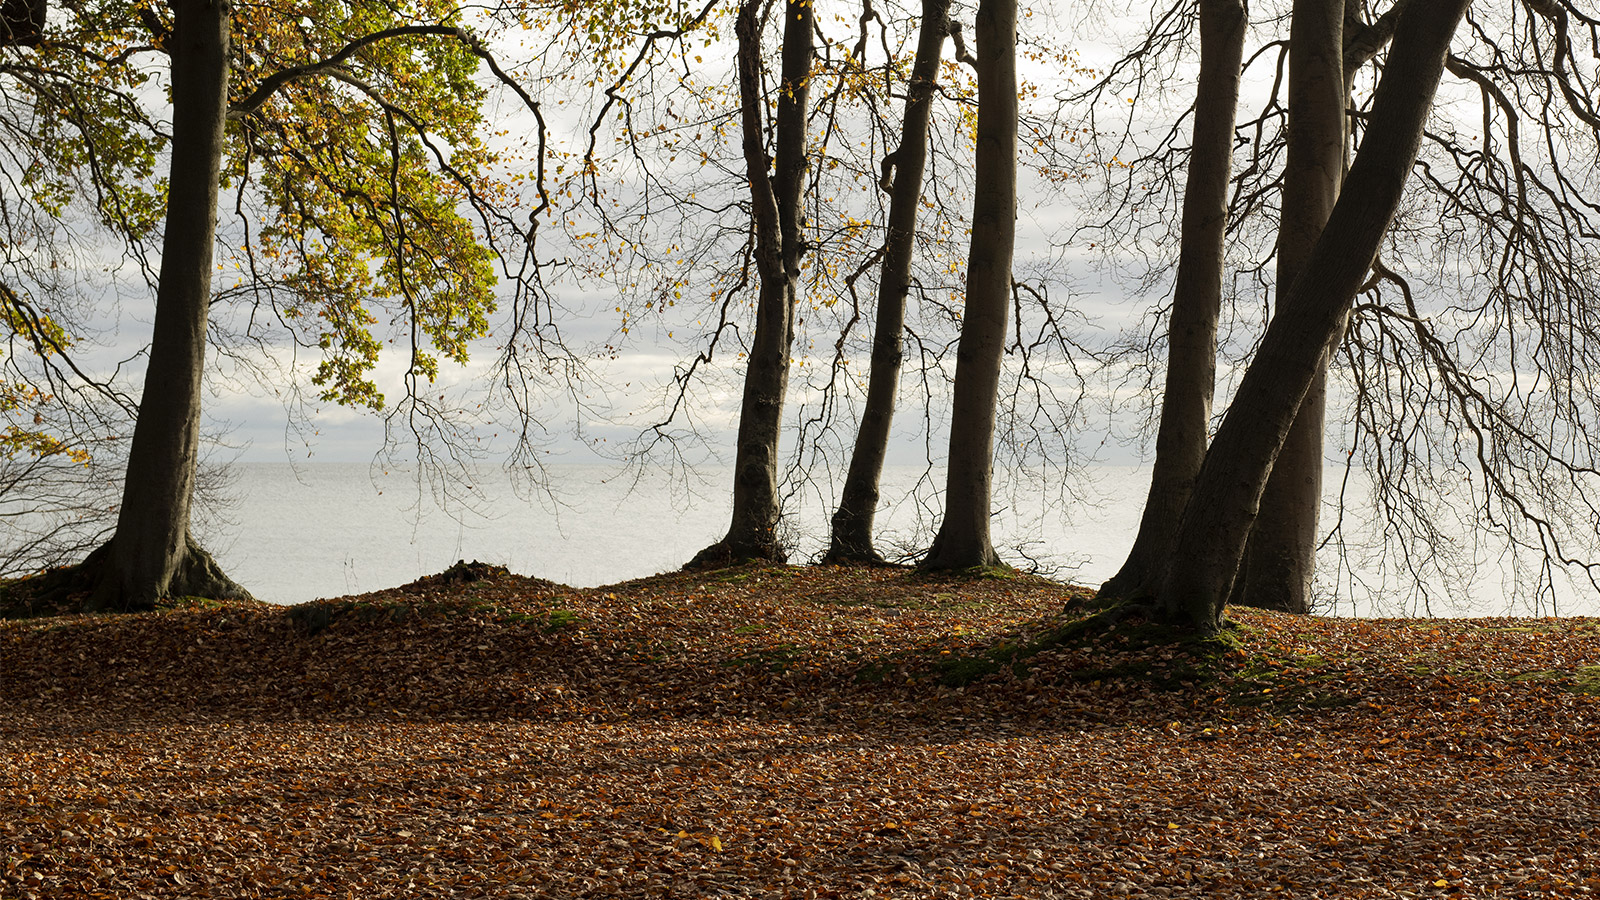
[194,462,1599,617]
[195,462,1140,604]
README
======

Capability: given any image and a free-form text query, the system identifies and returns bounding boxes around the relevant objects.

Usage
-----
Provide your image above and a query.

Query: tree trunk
[825,0,950,564]
[689,0,812,567]
[1231,0,1349,614]
[918,0,1016,572]
[1097,0,1247,600]
[1151,0,1470,633]
[86,0,250,611]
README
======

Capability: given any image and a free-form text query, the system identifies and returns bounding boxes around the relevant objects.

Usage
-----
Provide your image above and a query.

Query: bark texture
[919,0,1016,572]
[1232,0,1349,614]
[1098,0,1247,600]
[87,0,250,611]
[689,0,812,567]
[826,0,950,564]
[1152,0,1471,633]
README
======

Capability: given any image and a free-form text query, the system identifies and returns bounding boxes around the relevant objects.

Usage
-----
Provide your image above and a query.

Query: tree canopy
[6,0,1600,621]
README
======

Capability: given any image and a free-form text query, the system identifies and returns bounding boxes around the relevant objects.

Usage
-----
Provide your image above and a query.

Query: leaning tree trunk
[1231,0,1350,614]
[1150,0,1471,633]
[825,0,951,564]
[918,0,1017,571]
[86,0,250,610]
[688,0,812,567]
[1097,0,1247,600]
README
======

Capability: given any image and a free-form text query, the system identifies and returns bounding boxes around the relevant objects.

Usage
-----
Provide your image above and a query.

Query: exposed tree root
[822,509,889,566]
[915,531,1002,573]
[5,544,112,617]
[153,535,253,607]
[9,534,252,616]
[1091,596,1160,628]
[1084,584,1233,638]
[684,537,787,571]
[1095,566,1146,606]
[819,539,892,567]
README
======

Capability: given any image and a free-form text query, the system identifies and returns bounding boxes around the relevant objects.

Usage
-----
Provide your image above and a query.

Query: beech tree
[6,0,547,609]
[538,0,869,563]
[1138,0,1471,631]
[1075,0,1600,616]
[533,0,1104,570]
[1229,0,1394,613]
[685,0,815,565]
[918,0,1018,570]
[1098,0,1367,611]
[825,0,952,563]
[3,0,251,584]
[81,0,247,608]
[1096,0,1246,599]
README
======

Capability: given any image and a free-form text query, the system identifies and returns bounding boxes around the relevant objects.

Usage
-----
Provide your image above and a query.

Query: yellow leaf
[1435,880,1449,888]
[711,836,723,852]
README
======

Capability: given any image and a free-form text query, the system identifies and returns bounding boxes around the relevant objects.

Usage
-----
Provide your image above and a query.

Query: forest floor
[3,562,1600,898]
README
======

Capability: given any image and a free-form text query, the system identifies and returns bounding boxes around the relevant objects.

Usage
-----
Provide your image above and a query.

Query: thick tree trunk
[689,0,812,567]
[86,0,250,611]
[825,0,950,564]
[1232,0,1349,614]
[1151,0,1470,633]
[918,0,1016,572]
[1097,0,1247,600]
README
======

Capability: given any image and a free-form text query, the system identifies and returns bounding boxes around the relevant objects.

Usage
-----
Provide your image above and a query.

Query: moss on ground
[933,612,1244,689]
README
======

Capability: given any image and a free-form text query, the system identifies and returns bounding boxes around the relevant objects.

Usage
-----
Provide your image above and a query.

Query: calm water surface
[197,463,1139,604]
[197,462,1598,617]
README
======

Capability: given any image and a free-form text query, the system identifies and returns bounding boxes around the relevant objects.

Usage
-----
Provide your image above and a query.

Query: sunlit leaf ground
[4,563,1599,897]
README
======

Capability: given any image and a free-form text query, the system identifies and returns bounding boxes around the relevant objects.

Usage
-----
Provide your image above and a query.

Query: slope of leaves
[3,563,1600,897]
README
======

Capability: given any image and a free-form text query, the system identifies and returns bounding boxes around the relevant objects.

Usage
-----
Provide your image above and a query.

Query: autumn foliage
[3,564,1599,896]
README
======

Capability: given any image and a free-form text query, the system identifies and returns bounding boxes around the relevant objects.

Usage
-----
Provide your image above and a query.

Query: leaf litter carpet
[3,564,1600,898]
